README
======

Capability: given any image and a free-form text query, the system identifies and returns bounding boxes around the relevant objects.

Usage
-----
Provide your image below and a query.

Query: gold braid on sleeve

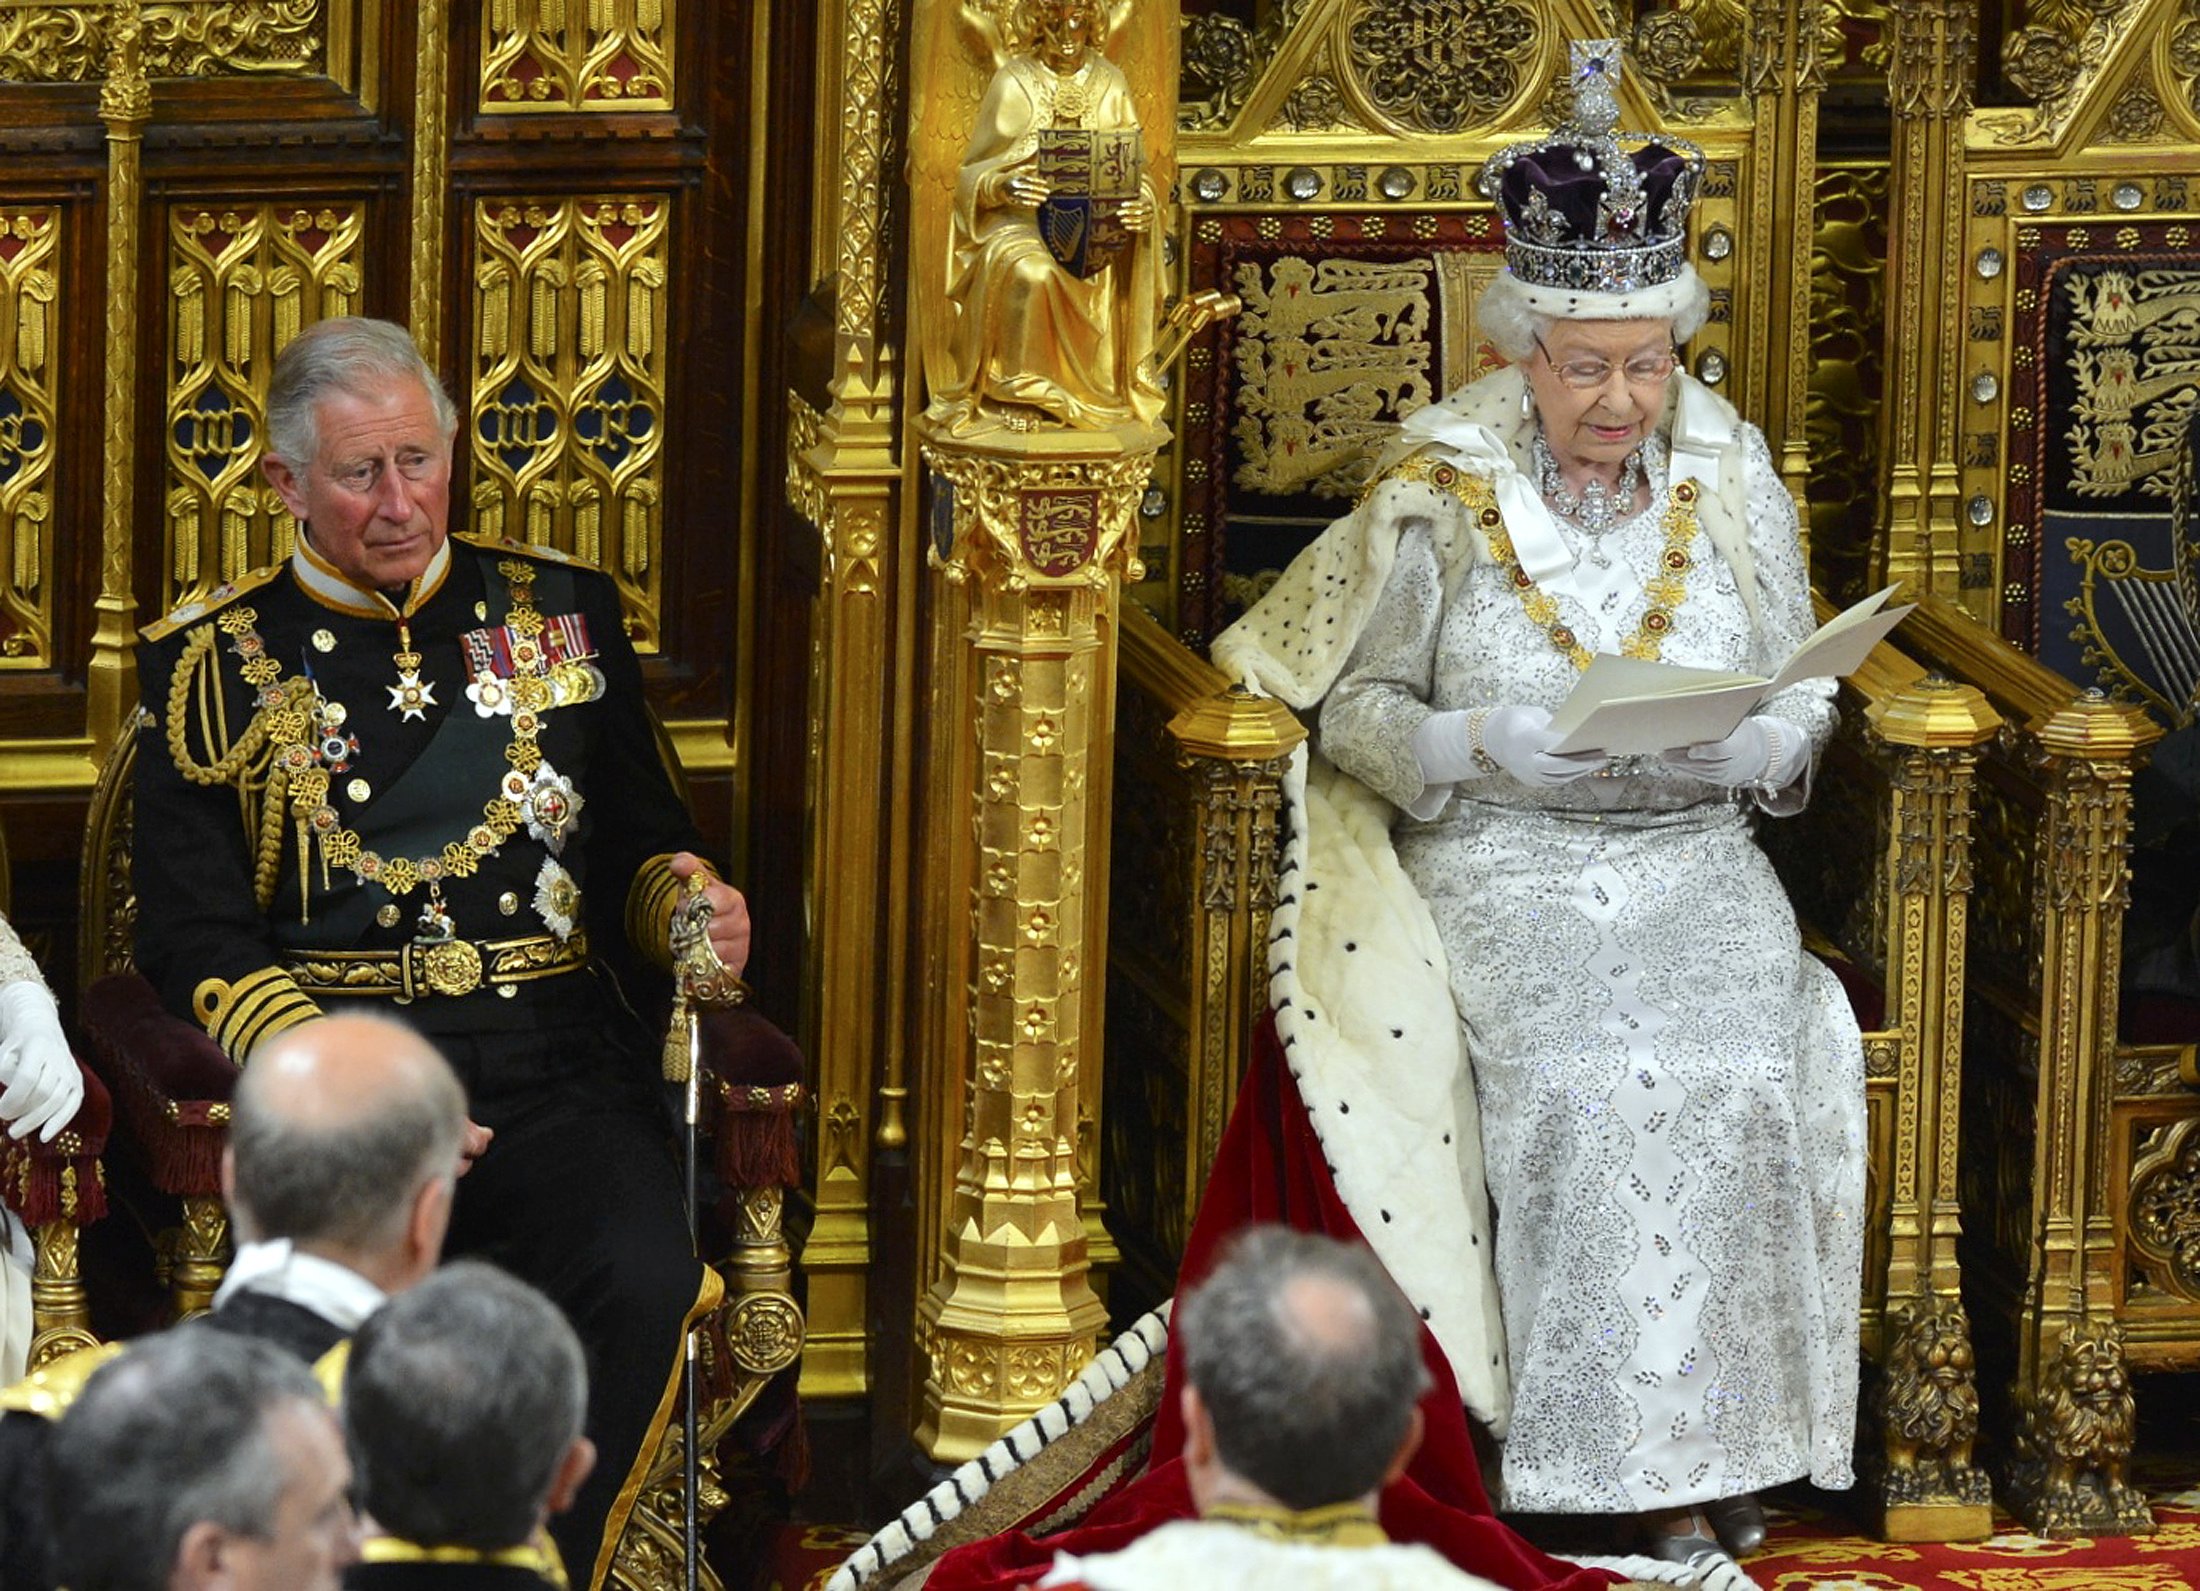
[162,626,319,914]
[626,852,705,970]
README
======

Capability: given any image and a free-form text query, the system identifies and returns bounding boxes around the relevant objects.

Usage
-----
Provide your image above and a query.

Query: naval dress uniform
[132,530,721,1591]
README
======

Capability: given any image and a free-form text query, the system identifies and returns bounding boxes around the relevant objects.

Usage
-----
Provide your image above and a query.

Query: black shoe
[1702,1492,1766,1556]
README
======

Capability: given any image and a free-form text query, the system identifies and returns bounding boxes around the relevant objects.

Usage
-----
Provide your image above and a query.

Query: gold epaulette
[0,1340,127,1420]
[455,530,596,572]
[137,560,289,644]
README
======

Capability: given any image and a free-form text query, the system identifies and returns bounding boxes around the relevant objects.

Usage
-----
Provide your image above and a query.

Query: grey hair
[1176,1226,1432,1510]
[46,1330,328,1591]
[1475,268,1710,362]
[344,1260,589,1550]
[228,1016,468,1251]
[265,316,459,470]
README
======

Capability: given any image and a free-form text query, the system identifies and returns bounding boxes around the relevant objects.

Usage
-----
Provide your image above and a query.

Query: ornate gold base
[1876,1500,1994,1544]
[2006,1318,2155,1539]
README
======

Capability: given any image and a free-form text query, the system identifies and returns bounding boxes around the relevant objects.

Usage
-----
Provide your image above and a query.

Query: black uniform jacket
[132,532,704,1057]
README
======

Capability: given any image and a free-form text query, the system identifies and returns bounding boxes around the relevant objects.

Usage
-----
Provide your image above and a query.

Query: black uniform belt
[283,930,589,1002]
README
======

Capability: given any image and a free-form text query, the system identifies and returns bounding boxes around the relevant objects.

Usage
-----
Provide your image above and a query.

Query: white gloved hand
[0,981,82,1143]
[1480,705,1611,787]
[1662,715,1804,790]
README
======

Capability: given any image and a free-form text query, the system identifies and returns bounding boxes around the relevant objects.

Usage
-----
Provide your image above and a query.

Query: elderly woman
[1213,47,1864,1570]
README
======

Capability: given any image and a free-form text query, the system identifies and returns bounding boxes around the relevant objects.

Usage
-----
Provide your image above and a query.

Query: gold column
[1741,0,1828,510]
[1878,0,1976,598]
[913,429,1155,1460]
[785,0,907,1401]
[1167,684,1303,1217]
[84,1,150,756]
[408,0,451,365]
[1864,675,1998,1540]
[2005,692,2157,1536]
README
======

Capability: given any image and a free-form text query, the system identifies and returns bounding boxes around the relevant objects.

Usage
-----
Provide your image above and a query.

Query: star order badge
[522,760,584,854]
[534,857,581,942]
[387,669,438,721]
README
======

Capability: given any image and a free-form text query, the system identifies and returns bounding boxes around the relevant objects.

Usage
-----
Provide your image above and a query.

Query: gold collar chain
[218,561,553,907]
[1386,454,1701,669]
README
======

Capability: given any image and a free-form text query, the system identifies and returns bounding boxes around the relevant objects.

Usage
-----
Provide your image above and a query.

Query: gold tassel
[472,478,505,541]
[626,258,662,360]
[478,260,511,358]
[530,260,566,360]
[169,488,200,584]
[577,260,607,358]
[573,479,601,565]
[172,268,204,368]
[622,480,655,577]
[226,265,264,370]
[322,261,360,322]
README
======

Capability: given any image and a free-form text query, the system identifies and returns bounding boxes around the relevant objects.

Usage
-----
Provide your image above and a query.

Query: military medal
[522,761,583,853]
[387,619,438,721]
[534,857,580,942]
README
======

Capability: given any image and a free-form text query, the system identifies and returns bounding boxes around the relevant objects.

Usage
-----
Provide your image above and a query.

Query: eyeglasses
[1535,337,1679,391]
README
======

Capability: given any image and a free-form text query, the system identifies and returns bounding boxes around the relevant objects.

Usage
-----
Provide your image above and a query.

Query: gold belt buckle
[414,938,485,999]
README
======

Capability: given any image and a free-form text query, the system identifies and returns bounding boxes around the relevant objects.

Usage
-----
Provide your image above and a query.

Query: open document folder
[1547,585,1915,756]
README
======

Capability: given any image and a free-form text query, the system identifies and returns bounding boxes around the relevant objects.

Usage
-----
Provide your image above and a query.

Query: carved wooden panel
[0,206,60,668]
[163,199,366,609]
[0,1,343,83]
[479,0,674,113]
[466,193,669,648]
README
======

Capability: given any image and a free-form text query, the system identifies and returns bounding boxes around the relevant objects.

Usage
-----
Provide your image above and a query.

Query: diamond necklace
[1533,435,1645,544]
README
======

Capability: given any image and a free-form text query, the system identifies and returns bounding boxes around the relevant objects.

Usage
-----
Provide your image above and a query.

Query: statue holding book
[927,0,1164,434]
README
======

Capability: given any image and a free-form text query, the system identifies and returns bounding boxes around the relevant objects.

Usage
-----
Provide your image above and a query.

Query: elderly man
[1039,1228,1510,1590]
[46,1330,358,1591]
[0,1013,467,1590]
[343,1261,593,1589]
[131,316,747,1587]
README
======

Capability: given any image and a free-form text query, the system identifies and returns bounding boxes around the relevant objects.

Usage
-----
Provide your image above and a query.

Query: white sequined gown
[1319,427,1864,1514]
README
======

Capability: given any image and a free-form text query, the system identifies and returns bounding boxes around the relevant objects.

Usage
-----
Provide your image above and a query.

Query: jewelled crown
[1478,41,1706,298]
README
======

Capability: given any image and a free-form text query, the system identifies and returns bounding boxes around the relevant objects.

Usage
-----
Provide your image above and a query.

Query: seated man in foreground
[46,1330,358,1591]
[0,1013,465,1591]
[131,315,750,1587]
[1037,1227,1510,1591]
[344,1260,592,1589]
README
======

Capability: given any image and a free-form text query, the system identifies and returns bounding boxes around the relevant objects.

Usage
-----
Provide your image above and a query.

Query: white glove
[1662,715,1805,790]
[1479,705,1610,787]
[0,981,82,1143]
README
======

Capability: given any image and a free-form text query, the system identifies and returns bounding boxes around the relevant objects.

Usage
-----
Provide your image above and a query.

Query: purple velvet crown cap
[1495,140,1695,248]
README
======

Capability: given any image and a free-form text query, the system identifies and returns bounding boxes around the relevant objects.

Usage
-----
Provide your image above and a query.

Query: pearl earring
[1521,385,1533,417]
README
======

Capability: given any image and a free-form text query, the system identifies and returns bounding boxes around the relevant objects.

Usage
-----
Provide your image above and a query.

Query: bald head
[228,1015,467,1256]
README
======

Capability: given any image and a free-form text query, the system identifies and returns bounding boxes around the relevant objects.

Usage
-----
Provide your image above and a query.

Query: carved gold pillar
[1168,687,1303,1217]
[29,1212,98,1368]
[2005,691,2157,1536]
[85,2,150,755]
[408,0,452,365]
[912,429,1154,1460]
[1878,0,1975,599]
[1863,675,1998,1540]
[1741,0,1827,512]
[785,0,906,1401]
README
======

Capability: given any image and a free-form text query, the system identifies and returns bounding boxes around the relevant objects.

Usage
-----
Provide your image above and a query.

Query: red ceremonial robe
[922,1015,1620,1591]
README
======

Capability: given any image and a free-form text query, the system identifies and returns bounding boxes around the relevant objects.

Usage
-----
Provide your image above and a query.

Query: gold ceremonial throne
[3,0,2200,1578]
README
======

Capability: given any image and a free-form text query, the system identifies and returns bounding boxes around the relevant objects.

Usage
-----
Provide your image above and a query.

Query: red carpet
[1746,1474,2200,1588]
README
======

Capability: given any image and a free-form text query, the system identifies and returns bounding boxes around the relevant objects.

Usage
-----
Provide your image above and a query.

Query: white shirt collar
[211,1238,388,1333]
[290,530,452,620]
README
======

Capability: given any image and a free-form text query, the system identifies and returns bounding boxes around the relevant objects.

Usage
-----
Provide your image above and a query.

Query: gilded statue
[926,0,1165,434]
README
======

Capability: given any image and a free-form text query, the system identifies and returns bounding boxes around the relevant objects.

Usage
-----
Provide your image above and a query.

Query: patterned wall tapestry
[2012,221,2200,722]
[1178,210,1506,642]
